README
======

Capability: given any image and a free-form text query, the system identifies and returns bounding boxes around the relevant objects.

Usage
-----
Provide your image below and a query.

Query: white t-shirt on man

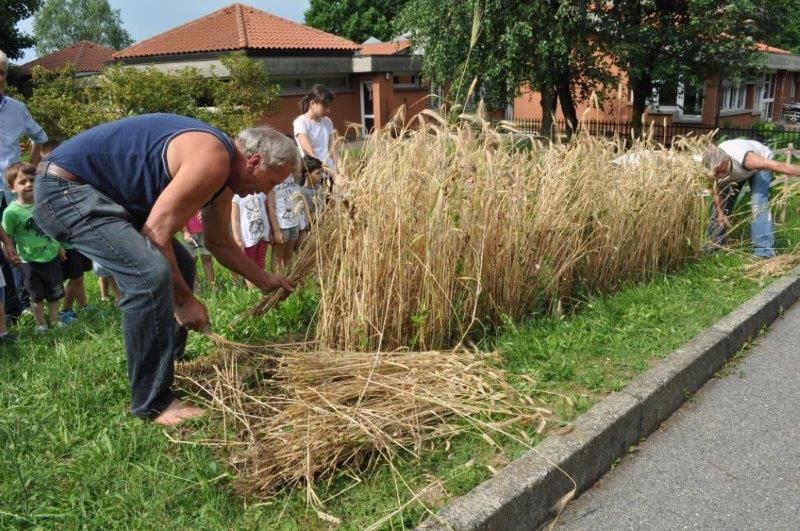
[293,115,336,171]
[232,193,270,247]
[718,139,773,184]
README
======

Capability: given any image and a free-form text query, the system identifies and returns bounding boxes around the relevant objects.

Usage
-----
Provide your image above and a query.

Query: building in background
[16,40,115,93]
[512,43,800,128]
[112,3,429,137]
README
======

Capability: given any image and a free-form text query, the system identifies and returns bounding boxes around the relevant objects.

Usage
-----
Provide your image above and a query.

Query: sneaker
[21,308,34,316]
[0,332,17,344]
[35,325,49,334]
[59,310,77,325]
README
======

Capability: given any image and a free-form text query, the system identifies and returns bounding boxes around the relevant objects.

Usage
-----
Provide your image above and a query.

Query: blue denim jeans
[32,172,195,418]
[12,264,30,309]
[707,170,775,258]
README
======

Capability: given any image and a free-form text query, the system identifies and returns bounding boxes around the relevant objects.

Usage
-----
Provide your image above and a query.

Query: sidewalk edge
[419,266,800,531]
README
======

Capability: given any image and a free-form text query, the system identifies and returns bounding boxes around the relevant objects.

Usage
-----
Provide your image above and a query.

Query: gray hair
[235,126,298,171]
[703,146,729,171]
[0,50,8,68]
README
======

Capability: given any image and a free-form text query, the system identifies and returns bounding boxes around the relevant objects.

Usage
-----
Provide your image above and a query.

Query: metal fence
[503,119,800,149]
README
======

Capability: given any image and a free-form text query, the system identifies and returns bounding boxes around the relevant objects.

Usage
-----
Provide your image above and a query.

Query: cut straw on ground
[177,110,716,523]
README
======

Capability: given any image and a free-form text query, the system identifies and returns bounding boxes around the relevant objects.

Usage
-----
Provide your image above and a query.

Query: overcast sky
[14,0,311,64]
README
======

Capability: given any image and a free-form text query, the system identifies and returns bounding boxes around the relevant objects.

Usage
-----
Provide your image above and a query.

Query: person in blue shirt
[34,113,296,426]
[0,49,48,322]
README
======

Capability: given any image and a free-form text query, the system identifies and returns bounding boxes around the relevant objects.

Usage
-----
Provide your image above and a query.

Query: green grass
[2,203,799,528]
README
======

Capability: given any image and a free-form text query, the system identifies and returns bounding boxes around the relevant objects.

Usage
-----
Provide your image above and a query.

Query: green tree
[33,0,132,55]
[26,53,281,139]
[25,64,112,138]
[748,0,800,54]
[202,52,282,134]
[100,64,209,117]
[601,1,765,132]
[305,0,410,43]
[1,0,41,60]
[397,0,610,134]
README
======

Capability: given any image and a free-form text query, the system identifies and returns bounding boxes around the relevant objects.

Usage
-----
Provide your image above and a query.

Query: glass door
[760,72,776,121]
[361,81,374,135]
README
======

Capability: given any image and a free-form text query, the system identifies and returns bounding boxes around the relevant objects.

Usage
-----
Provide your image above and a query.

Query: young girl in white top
[293,84,338,180]
[267,175,302,274]
[231,193,270,289]
[293,85,337,248]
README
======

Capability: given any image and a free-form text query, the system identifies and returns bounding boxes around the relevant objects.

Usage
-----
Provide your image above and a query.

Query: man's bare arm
[29,144,43,166]
[711,180,730,229]
[744,152,800,176]
[140,134,230,329]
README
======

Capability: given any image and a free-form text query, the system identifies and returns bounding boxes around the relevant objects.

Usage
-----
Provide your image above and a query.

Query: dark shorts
[21,260,65,303]
[61,248,92,279]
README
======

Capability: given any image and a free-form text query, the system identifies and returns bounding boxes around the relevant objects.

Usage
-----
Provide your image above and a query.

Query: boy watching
[2,163,66,332]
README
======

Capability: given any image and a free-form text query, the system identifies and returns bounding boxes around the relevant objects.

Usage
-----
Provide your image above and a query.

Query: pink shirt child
[186,211,203,234]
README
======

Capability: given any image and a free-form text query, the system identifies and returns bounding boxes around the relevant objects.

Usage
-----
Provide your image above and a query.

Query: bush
[26,52,281,139]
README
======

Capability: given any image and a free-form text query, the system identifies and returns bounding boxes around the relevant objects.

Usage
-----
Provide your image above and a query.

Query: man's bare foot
[153,399,205,426]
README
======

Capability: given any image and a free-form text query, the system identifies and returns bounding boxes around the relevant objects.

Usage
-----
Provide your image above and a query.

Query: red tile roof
[755,43,790,55]
[114,3,360,59]
[21,41,115,74]
[359,40,412,56]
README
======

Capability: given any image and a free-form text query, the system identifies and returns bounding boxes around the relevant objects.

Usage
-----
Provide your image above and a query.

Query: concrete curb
[420,266,800,531]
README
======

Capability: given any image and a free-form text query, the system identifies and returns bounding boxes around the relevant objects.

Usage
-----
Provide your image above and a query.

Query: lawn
[1,200,798,529]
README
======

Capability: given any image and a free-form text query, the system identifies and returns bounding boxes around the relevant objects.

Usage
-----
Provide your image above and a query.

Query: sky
[14,0,311,64]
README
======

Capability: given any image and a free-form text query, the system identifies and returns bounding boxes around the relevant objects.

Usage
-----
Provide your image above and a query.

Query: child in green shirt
[2,163,66,333]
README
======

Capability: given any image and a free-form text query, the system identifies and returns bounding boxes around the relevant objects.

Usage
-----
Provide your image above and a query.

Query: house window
[652,82,703,117]
[275,77,302,91]
[304,76,349,90]
[393,73,426,89]
[274,75,351,95]
[722,84,747,111]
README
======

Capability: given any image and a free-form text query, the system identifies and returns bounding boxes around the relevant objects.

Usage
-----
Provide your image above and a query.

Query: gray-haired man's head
[703,146,731,180]
[235,126,298,171]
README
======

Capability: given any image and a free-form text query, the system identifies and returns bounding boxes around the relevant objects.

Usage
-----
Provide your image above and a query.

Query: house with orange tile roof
[20,40,116,77]
[16,40,116,91]
[112,3,430,137]
[512,42,800,128]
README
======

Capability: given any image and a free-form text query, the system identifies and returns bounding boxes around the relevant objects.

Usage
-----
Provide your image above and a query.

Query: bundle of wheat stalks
[301,112,709,351]
[177,342,549,503]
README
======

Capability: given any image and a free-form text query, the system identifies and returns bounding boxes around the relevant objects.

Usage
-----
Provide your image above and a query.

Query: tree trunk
[629,75,652,138]
[540,84,558,140]
[556,78,579,138]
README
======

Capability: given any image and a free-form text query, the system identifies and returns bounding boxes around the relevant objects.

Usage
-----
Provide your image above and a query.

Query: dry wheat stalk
[305,111,708,351]
[176,343,549,499]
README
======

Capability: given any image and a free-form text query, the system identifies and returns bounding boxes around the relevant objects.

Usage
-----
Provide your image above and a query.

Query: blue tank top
[47,113,235,227]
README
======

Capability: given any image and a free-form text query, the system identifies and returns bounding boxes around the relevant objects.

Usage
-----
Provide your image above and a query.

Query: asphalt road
[556,303,800,530]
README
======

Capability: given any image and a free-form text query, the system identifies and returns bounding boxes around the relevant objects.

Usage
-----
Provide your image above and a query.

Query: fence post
[789,142,796,221]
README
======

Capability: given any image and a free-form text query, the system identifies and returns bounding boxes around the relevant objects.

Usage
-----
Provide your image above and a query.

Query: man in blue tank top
[32,113,296,426]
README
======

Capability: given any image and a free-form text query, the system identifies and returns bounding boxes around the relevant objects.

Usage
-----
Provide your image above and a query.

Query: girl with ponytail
[292,85,338,246]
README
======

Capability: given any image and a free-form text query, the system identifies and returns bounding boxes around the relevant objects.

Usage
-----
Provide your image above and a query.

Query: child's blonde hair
[5,162,36,190]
